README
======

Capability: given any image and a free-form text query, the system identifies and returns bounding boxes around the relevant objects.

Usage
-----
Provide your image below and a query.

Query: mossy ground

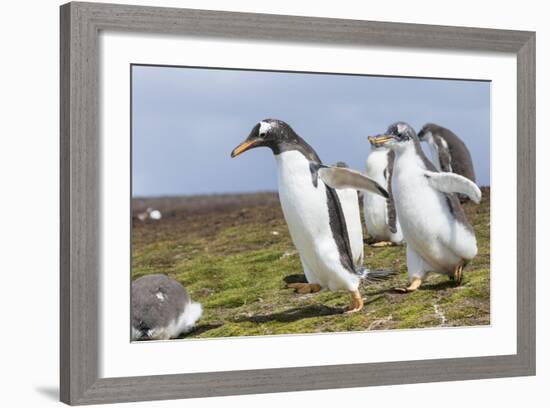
[132,187,490,339]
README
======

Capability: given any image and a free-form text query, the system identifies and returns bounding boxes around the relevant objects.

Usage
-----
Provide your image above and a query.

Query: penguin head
[231,119,301,157]
[368,122,418,152]
[417,123,438,143]
[131,318,157,341]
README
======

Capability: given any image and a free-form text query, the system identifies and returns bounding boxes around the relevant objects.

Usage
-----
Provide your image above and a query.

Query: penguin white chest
[392,148,476,272]
[275,151,360,292]
[393,156,444,237]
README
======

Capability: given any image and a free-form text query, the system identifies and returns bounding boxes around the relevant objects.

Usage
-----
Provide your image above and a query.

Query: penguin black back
[418,123,476,183]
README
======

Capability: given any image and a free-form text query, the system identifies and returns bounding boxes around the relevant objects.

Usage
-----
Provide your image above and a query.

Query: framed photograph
[60,2,535,405]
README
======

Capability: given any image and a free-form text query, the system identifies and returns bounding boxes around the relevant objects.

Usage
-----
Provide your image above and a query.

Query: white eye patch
[259,121,275,135]
[397,123,407,134]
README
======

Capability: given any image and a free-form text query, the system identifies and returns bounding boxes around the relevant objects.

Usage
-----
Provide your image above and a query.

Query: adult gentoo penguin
[368,122,481,292]
[131,274,202,340]
[231,119,389,313]
[417,123,476,201]
[363,137,404,246]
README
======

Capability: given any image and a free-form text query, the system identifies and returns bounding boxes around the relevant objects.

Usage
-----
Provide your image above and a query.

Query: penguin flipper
[424,171,481,203]
[319,166,389,198]
[385,150,398,233]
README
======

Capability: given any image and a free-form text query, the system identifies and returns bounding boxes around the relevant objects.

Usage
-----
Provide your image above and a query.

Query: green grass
[132,188,490,338]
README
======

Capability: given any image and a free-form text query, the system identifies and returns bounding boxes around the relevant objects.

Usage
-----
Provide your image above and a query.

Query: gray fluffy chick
[131,274,202,341]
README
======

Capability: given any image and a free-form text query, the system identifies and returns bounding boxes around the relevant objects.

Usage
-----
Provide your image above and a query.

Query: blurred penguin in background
[417,123,476,202]
[362,137,404,247]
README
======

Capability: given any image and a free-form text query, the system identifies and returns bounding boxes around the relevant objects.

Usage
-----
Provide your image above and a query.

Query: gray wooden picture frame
[60,1,536,405]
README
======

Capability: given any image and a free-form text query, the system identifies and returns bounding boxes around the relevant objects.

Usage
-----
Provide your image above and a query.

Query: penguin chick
[367,122,481,292]
[132,274,202,340]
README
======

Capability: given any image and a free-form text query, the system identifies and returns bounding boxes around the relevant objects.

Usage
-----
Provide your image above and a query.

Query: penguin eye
[259,132,266,138]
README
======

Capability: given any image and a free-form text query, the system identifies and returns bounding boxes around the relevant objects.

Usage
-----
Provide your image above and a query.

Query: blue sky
[132,65,490,197]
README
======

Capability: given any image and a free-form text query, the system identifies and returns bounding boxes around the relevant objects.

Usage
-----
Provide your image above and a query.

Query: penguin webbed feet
[394,277,423,293]
[345,290,364,314]
[450,261,465,285]
[370,241,396,248]
[286,282,322,294]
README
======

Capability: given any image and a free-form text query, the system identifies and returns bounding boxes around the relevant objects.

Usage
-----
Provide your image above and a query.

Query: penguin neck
[394,141,437,172]
[274,149,313,169]
[392,142,415,159]
[271,137,321,164]
[274,149,319,189]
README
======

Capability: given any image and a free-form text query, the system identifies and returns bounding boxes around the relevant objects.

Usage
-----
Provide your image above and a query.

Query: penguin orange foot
[370,241,395,248]
[452,261,465,285]
[345,290,364,313]
[287,283,322,294]
[395,277,423,293]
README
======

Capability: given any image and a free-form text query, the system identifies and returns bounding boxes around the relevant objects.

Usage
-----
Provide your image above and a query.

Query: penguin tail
[358,267,398,283]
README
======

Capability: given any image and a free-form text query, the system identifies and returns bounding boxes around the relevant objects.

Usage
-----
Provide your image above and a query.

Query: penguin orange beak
[368,135,394,146]
[231,139,259,158]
